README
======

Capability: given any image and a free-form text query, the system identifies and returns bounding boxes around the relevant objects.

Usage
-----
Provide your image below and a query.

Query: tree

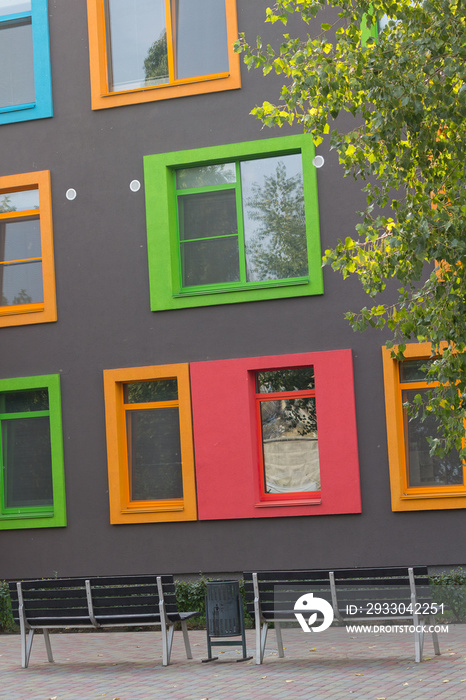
[235,0,466,458]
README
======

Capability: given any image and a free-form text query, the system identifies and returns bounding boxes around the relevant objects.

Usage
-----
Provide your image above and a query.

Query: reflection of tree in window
[400,359,463,487]
[0,196,15,214]
[144,30,168,83]
[244,161,308,282]
[256,368,320,494]
[404,388,463,487]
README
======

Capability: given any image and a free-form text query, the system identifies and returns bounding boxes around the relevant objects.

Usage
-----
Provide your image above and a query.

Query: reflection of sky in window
[107,0,166,91]
[1,220,43,305]
[1,261,43,305]
[0,1,30,17]
[176,163,236,189]
[2,220,41,261]
[0,19,35,108]
[176,0,228,79]
[0,189,39,212]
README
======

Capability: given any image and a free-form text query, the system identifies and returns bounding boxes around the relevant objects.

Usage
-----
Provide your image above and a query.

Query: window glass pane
[106,0,167,92]
[0,218,41,261]
[0,19,35,109]
[2,416,53,508]
[1,389,49,413]
[403,388,463,487]
[124,379,178,403]
[0,261,43,306]
[0,1,30,17]
[0,189,39,212]
[127,407,183,501]
[241,154,309,282]
[176,163,236,190]
[260,397,320,493]
[178,189,237,241]
[175,0,228,80]
[399,359,434,383]
[181,237,239,286]
[257,367,315,393]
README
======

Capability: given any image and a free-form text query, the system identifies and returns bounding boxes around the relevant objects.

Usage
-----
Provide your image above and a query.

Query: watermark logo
[294,593,334,633]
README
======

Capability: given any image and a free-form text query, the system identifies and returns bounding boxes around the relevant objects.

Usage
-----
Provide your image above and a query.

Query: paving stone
[0,625,464,700]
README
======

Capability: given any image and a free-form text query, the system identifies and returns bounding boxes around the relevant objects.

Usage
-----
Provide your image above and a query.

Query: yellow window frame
[103,363,197,524]
[382,342,466,511]
[0,170,56,329]
[87,0,241,110]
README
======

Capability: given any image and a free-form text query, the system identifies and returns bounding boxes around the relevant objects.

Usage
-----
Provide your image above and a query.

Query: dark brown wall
[1,1,465,580]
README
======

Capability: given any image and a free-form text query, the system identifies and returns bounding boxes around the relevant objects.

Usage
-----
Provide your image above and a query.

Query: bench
[243,567,441,664]
[8,574,200,668]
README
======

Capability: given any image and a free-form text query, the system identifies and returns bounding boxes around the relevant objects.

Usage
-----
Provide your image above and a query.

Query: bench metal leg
[414,625,424,663]
[43,629,54,663]
[21,629,34,669]
[275,621,285,658]
[181,620,193,659]
[162,623,175,666]
[256,621,268,664]
[430,615,441,656]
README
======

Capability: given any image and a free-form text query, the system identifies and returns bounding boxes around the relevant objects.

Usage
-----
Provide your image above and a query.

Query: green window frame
[143,135,323,311]
[0,374,66,530]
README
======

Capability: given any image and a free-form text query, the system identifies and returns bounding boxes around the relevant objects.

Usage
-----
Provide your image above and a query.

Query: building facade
[1,0,464,581]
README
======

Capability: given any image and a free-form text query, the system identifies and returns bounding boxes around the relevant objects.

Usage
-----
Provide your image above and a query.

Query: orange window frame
[382,343,466,511]
[103,363,197,524]
[255,373,321,505]
[0,171,56,329]
[86,0,241,110]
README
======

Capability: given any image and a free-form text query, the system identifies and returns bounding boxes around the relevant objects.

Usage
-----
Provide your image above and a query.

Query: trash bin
[202,580,252,662]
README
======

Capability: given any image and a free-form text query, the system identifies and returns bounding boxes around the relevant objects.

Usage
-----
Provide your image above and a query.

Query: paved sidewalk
[0,625,465,700]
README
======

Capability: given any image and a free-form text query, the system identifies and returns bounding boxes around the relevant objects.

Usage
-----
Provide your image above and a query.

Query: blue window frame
[0,0,52,126]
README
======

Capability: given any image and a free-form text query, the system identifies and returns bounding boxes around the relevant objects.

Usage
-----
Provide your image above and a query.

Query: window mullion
[165,0,176,84]
[235,161,246,283]
[175,186,184,292]
[0,421,5,514]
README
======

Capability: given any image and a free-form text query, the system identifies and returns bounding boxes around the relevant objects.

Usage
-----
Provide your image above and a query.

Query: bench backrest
[9,578,91,626]
[243,570,333,620]
[331,566,431,617]
[87,575,174,622]
[244,567,432,622]
[9,574,178,626]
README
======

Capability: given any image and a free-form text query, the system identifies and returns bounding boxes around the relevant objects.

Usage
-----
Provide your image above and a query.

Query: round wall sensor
[66,188,77,200]
[130,180,141,192]
[312,155,325,168]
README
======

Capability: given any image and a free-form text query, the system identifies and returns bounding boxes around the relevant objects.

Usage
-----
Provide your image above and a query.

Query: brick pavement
[0,625,465,700]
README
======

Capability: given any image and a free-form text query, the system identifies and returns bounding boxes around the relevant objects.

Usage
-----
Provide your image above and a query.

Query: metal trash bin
[203,580,252,662]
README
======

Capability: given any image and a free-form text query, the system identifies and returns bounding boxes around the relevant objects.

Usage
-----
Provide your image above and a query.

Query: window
[144,135,323,311]
[0,170,57,328]
[103,363,197,524]
[87,0,240,110]
[189,350,360,520]
[0,0,52,126]
[256,367,320,502]
[0,374,66,530]
[382,343,466,511]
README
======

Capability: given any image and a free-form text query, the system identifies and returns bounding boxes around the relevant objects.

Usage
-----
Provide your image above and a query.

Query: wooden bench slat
[19,578,88,590]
